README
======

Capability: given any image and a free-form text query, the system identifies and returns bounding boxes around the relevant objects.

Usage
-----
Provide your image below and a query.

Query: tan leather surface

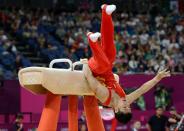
[18,67,119,96]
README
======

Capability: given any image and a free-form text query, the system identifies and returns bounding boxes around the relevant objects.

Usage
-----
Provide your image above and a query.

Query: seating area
[0,7,184,79]
[0,28,32,79]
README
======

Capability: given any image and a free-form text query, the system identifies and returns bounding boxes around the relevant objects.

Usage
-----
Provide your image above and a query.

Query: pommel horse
[18,59,119,131]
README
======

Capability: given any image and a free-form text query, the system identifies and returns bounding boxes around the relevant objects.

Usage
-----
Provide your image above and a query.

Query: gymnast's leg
[100,5,126,97]
[101,4,116,64]
[87,32,111,75]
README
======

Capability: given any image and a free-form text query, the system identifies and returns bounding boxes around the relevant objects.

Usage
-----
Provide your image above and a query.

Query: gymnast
[87,4,126,106]
[82,59,170,123]
[82,4,171,124]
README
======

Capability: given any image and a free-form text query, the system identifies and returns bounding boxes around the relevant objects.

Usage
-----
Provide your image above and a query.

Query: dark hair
[16,113,23,119]
[114,111,132,124]
[170,106,176,111]
[156,106,163,110]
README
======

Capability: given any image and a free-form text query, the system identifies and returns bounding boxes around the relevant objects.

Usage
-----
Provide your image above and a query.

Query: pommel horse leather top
[18,58,119,96]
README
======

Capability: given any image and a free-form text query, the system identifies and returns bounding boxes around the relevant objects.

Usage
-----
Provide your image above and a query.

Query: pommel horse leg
[83,96,105,131]
[37,92,61,131]
[68,95,78,131]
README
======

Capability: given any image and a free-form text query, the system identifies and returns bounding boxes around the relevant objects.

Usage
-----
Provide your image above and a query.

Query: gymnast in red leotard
[84,4,171,124]
[87,4,126,106]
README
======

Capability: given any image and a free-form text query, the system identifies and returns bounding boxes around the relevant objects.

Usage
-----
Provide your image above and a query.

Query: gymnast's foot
[101,4,116,15]
[87,32,101,42]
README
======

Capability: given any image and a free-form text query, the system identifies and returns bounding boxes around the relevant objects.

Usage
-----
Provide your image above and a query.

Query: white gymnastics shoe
[101,4,116,15]
[87,32,101,42]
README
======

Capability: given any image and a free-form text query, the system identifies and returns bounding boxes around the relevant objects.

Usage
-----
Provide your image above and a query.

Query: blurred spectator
[167,107,183,131]
[15,55,23,72]
[128,55,138,72]
[131,120,141,131]
[136,96,146,111]
[79,111,86,131]
[12,113,24,131]
[154,84,173,110]
[147,106,168,131]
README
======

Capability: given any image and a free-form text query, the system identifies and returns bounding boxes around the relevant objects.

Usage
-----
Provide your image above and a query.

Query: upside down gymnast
[82,4,171,124]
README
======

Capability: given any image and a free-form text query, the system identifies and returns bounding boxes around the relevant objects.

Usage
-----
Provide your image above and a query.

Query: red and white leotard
[88,5,126,106]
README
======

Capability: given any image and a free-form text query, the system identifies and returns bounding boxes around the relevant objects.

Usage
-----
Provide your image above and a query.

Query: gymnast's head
[114,111,132,124]
[114,98,132,124]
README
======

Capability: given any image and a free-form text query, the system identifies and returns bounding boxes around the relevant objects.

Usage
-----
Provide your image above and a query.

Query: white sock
[104,5,116,15]
[89,32,101,42]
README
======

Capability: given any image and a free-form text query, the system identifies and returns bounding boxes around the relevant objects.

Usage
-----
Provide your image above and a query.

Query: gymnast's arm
[126,69,171,104]
[82,59,170,105]
[83,63,109,103]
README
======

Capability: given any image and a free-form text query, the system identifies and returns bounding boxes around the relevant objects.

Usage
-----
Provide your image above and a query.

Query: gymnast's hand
[155,68,171,81]
[81,59,91,75]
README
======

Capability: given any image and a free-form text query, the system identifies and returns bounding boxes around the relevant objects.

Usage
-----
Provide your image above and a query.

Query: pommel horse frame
[18,59,119,131]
